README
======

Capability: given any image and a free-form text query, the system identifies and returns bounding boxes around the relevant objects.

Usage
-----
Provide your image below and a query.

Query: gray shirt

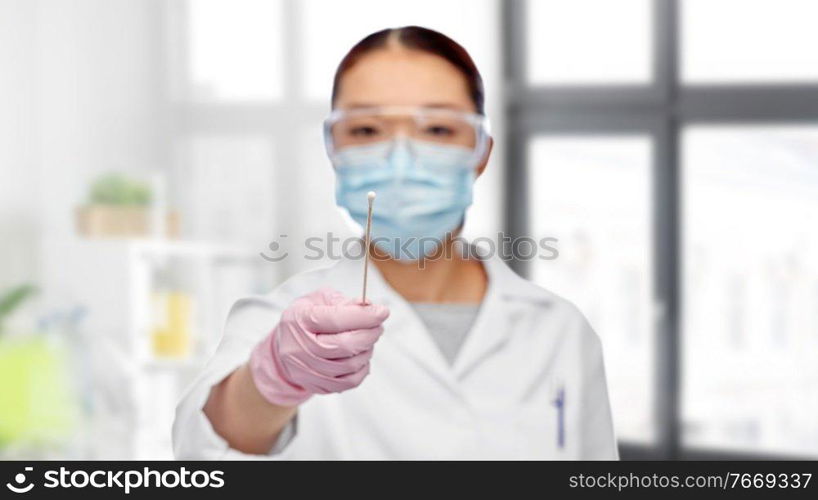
[409,302,481,365]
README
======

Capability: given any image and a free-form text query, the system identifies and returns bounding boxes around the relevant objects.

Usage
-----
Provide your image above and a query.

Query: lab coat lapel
[452,252,554,379]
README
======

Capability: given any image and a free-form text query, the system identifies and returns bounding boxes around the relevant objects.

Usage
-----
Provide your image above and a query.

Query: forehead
[334,48,475,112]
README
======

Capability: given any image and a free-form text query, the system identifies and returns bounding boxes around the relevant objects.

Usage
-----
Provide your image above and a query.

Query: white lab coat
[173,249,618,460]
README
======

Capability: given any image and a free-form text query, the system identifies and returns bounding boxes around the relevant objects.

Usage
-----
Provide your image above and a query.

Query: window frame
[503,0,818,460]
[167,0,327,280]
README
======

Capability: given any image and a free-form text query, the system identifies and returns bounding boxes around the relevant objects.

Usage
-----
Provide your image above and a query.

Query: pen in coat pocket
[552,382,565,449]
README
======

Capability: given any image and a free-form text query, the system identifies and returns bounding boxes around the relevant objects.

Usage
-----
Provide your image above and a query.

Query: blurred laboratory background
[0,0,816,460]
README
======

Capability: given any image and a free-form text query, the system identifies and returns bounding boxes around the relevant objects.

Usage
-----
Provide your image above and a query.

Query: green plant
[88,173,152,206]
[0,284,37,335]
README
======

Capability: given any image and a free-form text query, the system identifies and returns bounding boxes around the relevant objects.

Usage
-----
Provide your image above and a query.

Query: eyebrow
[424,102,469,111]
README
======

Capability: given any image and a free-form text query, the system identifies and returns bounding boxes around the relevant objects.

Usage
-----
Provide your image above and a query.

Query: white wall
[0,0,168,300]
[0,0,40,289]
[36,0,168,306]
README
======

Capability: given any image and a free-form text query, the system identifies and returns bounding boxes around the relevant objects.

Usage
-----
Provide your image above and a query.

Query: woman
[173,26,617,460]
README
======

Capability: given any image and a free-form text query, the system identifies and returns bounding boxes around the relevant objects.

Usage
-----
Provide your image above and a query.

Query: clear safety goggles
[323,106,491,166]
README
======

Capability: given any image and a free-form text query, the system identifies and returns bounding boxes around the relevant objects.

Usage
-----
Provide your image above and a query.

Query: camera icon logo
[6,467,34,494]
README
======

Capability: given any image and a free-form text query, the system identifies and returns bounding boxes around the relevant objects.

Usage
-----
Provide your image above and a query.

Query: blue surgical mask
[334,139,476,261]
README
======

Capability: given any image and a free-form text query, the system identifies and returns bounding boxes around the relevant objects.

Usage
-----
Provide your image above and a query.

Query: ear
[475,136,494,178]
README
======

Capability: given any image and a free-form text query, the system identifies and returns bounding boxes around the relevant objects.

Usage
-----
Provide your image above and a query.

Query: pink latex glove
[250,287,390,407]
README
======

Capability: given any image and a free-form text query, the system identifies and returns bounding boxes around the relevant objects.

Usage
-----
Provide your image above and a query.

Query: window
[507,0,818,459]
[528,135,655,443]
[525,0,652,85]
[682,0,818,83]
[186,0,285,101]
[173,136,276,246]
[682,125,818,456]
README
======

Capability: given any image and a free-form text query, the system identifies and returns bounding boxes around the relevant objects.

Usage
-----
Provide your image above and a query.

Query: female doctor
[173,26,617,460]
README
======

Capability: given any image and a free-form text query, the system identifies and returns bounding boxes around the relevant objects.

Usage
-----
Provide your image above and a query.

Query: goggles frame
[323,105,491,167]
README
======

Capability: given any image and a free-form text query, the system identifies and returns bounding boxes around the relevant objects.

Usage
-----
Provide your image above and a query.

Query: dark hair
[331,26,485,115]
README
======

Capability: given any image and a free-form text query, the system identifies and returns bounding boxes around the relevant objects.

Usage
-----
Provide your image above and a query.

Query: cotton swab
[361,191,376,304]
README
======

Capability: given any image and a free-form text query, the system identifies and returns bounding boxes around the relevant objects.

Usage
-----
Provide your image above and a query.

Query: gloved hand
[249,287,390,407]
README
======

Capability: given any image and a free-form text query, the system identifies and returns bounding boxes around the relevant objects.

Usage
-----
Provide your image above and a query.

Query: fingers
[291,287,389,333]
[314,326,383,358]
[274,287,387,396]
[297,303,390,333]
[333,364,370,389]
[298,326,383,359]
[286,345,372,377]
[289,361,371,394]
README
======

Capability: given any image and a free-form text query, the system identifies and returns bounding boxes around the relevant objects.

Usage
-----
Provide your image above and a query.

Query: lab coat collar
[326,243,554,384]
[451,244,555,378]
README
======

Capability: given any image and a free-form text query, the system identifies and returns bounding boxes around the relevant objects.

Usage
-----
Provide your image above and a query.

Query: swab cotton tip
[367,191,376,201]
